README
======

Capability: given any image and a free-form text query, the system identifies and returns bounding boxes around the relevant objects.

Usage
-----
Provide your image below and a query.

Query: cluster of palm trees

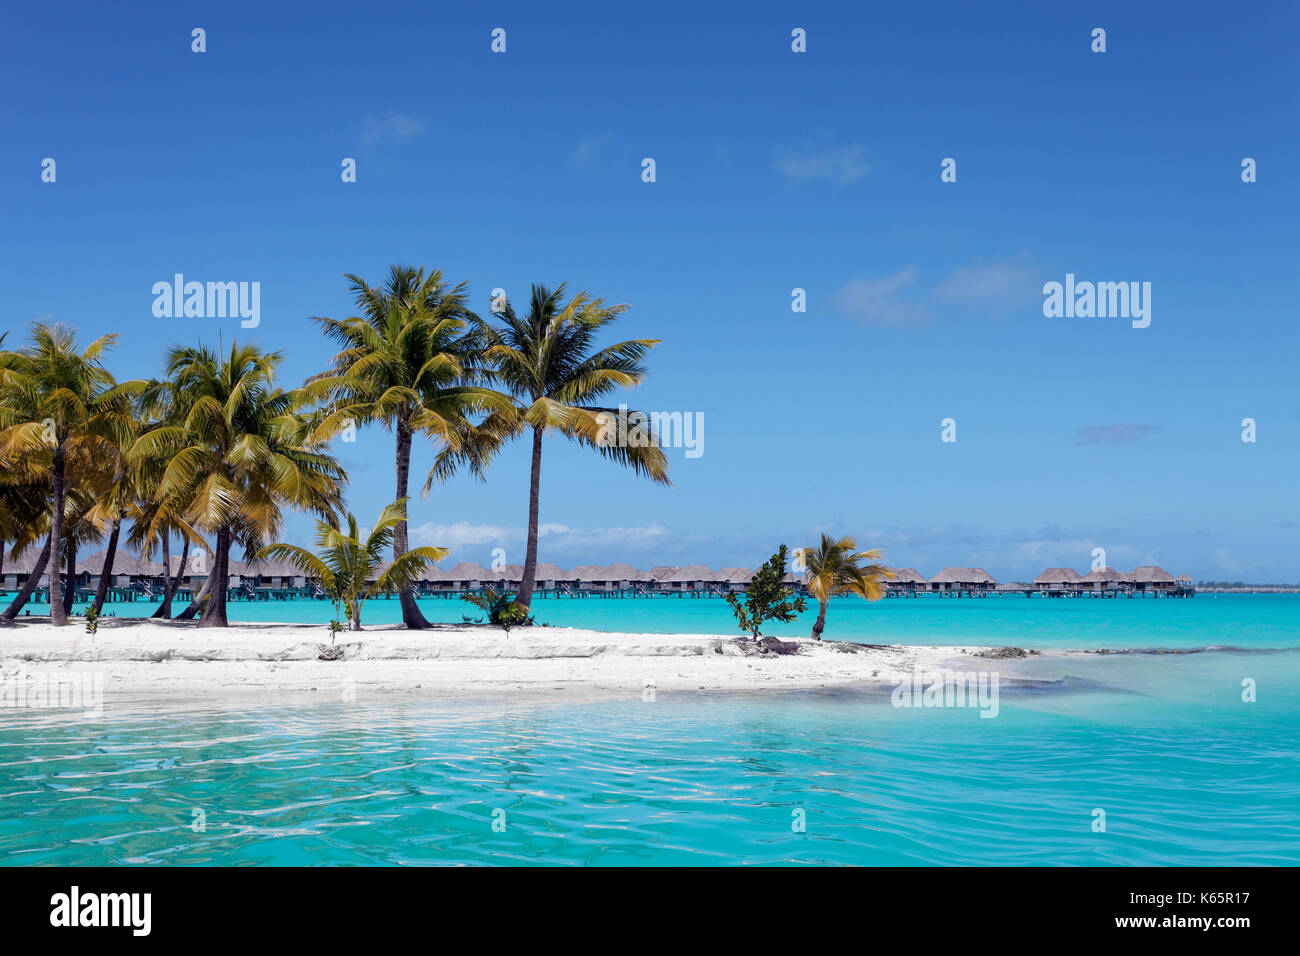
[0,266,670,628]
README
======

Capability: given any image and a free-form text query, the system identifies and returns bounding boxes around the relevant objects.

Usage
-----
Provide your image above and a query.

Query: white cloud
[775,144,873,185]
[829,266,926,326]
[933,262,1038,303]
[360,111,428,148]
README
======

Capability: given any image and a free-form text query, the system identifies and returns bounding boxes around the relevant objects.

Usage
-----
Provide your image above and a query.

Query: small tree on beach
[258,498,445,631]
[461,587,531,635]
[725,545,807,640]
[802,533,892,640]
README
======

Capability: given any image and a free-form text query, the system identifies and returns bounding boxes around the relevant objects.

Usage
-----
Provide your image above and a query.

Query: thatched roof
[1034,567,1082,585]
[1175,574,1193,583]
[663,564,717,583]
[532,562,568,580]
[3,546,48,574]
[607,563,654,582]
[440,562,491,580]
[78,550,162,576]
[1130,565,1175,584]
[720,567,753,584]
[649,565,680,581]
[239,557,308,578]
[887,567,926,584]
[1080,567,1133,584]
[166,552,211,576]
[491,564,524,582]
[929,567,996,585]
[996,581,1033,592]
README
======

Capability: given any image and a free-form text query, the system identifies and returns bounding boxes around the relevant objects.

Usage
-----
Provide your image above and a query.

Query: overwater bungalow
[1130,565,1176,595]
[81,550,164,597]
[1079,567,1133,594]
[241,557,312,596]
[531,563,570,592]
[720,567,753,592]
[928,567,996,595]
[649,566,679,589]
[572,564,612,591]
[886,568,927,595]
[491,564,525,591]
[1033,568,1083,595]
[1,547,48,594]
[660,565,717,592]
[607,563,655,591]
[437,561,492,592]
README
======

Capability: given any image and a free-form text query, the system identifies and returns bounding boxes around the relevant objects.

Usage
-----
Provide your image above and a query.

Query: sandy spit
[0,619,1003,703]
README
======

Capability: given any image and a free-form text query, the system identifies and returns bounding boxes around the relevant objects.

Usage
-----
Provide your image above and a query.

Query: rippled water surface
[2,649,1297,865]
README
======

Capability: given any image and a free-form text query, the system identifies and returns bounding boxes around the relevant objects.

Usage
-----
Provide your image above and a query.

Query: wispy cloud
[830,260,1039,326]
[933,261,1038,303]
[360,111,428,148]
[570,132,617,170]
[1075,424,1159,445]
[829,267,926,325]
[775,143,873,185]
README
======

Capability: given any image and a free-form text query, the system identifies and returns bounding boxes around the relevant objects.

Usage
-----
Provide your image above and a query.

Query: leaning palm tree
[0,324,131,625]
[475,284,671,609]
[259,498,445,631]
[128,342,346,627]
[307,267,513,629]
[801,534,893,640]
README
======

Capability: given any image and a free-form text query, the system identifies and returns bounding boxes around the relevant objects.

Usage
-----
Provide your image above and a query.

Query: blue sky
[2,0,1297,581]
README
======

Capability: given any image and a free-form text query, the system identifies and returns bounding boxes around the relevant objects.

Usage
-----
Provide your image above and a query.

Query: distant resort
[0,551,1198,605]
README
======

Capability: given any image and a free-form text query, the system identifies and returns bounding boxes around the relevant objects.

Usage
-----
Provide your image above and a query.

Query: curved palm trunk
[811,600,828,640]
[394,421,429,628]
[91,520,121,614]
[2,537,52,620]
[62,540,77,617]
[516,426,544,609]
[49,451,67,625]
[153,535,189,618]
[199,527,230,627]
[174,569,211,621]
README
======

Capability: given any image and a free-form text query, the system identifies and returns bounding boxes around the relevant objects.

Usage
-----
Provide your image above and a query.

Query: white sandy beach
[0,619,1016,702]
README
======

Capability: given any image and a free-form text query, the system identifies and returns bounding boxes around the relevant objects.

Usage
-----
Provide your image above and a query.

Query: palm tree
[478,284,670,609]
[259,499,445,630]
[128,342,346,627]
[801,533,892,640]
[307,266,513,628]
[0,324,127,625]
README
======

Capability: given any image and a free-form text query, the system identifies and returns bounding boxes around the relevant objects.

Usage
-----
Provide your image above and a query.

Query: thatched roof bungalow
[928,567,996,592]
[996,581,1034,596]
[661,565,718,590]
[720,567,753,592]
[1130,565,1176,592]
[1034,568,1082,593]
[607,563,655,587]
[886,568,926,591]
[1079,567,1133,591]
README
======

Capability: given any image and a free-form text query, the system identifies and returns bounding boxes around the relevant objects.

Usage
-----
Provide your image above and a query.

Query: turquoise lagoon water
[33,591,1300,649]
[1,594,1297,865]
